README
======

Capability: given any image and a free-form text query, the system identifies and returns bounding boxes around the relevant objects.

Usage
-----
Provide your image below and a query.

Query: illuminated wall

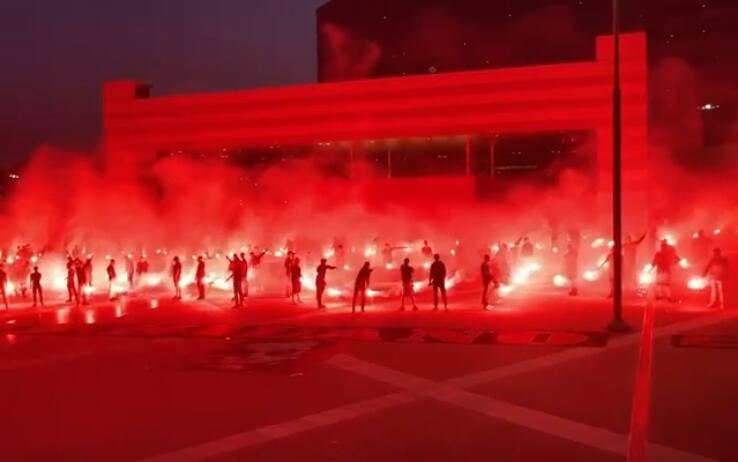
[103,33,647,226]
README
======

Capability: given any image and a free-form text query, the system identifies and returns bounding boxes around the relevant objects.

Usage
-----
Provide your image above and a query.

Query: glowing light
[499,285,514,295]
[662,234,678,246]
[326,288,343,297]
[679,258,690,269]
[343,264,351,271]
[491,244,500,253]
[639,265,655,285]
[5,257,13,264]
[366,289,380,298]
[6,281,16,293]
[84,310,96,325]
[53,271,66,291]
[688,277,708,290]
[56,308,70,324]
[607,240,614,248]
[30,255,38,264]
[5,334,17,345]
[423,262,431,269]
[82,285,95,295]
[150,299,159,309]
[110,277,128,297]
[591,237,607,248]
[450,249,456,256]
[583,270,600,282]
[553,274,569,287]
[512,261,541,285]
[385,263,394,270]
[364,246,377,258]
[552,246,559,254]
[115,303,125,318]
[324,249,335,258]
[713,228,721,235]
[692,232,699,239]
[700,103,719,111]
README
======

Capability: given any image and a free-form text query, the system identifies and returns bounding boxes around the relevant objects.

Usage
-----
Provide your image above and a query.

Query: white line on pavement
[138,392,415,462]
[328,354,714,462]
[138,310,736,462]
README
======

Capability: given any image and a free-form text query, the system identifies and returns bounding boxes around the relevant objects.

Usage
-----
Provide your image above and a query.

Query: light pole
[608,0,630,332]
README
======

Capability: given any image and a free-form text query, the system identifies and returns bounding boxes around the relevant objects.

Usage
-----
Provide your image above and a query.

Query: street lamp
[608,0,631,333]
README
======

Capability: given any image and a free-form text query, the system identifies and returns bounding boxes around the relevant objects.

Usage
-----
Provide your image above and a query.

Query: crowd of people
[0,229,731,312]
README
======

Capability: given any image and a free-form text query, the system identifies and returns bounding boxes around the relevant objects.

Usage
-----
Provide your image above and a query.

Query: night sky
[0,0,324,168]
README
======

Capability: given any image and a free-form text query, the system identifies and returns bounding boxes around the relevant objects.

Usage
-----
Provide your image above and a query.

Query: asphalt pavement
[1,284,736,462]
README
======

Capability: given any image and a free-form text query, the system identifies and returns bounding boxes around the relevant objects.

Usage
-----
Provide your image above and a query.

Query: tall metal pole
[387,146,393,179]
[465,136,472,176]
[609,0,629,332]
[490,137,496,177]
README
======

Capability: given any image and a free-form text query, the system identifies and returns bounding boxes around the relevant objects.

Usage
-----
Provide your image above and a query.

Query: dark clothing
[240,256,249,275]
[480,262,492,283]
[66,265,78,304]
[229,259,243,280]
[196,261,206,279]
[481,261,496,308]
[30,272,41,285]
[315,263,336,285]
[355,267,372,288]
[172,262,182,282]
[291,265,302,294]
[400,264,414,283]
[352,266,373,312]
[429,261,446,286]
[30,272,43,306]
[433,283,448,309]
[429,260,448,308]
[196,261,206,300]
[106,264,116,281]
[400,263,416,308]
[76,263,88,304]
[229,258,244,306]
[315,262,336,307]
[0,269,8,309]
[76,265,87,286]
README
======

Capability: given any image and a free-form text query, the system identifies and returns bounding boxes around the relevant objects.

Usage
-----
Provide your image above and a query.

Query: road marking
[138,392,415,462]
[138,311,735,462]
[627,302,656,462]
[328,354,713,462]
